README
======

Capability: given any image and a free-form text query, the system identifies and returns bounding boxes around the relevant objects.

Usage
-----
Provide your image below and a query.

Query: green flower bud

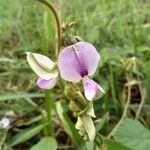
[64,82,89,109]
[65,83,96,141]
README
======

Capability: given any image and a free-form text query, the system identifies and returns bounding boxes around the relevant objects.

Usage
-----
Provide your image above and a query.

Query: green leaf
[30,137,57,150]
[102,138,133,150]
[86,141,95,150]
[76,143,86,150]
[0,93,44,101]
[113,118,150,150]
[77,141,94,150]
[56,100,84,144]
[8,124,44,146]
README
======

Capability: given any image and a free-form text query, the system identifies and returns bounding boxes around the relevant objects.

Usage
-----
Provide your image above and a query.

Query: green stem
[109,64,118,114]
[0,130,8,149]
[45,91,53,136]
[36,0,61,136]
[37,0,61,57]
[42,113,48,136]
[94,133,103,146]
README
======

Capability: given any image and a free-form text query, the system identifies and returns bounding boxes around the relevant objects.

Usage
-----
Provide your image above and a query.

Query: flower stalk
[45,91,53,136]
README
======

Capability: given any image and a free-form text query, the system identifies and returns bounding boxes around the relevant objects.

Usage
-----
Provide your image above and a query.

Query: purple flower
[26,52,58,89]
[58,42,105,101]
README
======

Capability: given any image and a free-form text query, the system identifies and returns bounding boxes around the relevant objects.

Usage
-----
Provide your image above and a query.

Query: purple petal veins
[72,45,88,77]
[58,41,104,100]
[74,42,100,76]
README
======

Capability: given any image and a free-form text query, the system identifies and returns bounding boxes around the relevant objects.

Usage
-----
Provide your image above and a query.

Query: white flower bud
[0,117,10,128]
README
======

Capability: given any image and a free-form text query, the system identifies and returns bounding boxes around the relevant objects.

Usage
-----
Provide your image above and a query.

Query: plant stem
[94,133,103,146]
[37,0,61,57]
[107,74,131,138]
[36,0,61,136]
[135,90,146,119]
[45,91,53,136]
[109,64,118,114]
[135,75,146,119]
[0,130,8,149]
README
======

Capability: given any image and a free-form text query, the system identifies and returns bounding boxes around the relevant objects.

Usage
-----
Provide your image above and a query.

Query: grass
[0,0,150,149]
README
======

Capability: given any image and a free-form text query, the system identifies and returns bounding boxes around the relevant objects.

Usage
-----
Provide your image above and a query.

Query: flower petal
[75,114,96,141]
[58,42,100,82]
[37,77,57,90]
[86,103,96,118]
[83,77,105,101]
[58,45,83,82]
[74,42,100,76]
[26,52,57,80]
[75,117,83,130]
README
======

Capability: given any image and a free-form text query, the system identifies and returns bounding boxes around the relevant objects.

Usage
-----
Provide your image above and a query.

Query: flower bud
[64,82,88,109]
[26,52,58,80]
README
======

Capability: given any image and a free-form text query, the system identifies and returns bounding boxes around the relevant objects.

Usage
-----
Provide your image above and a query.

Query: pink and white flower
[58,41,105,101]
[26,52,58,89]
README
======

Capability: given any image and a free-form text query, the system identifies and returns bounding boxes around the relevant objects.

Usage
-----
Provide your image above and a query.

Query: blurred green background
[0,0,150,149]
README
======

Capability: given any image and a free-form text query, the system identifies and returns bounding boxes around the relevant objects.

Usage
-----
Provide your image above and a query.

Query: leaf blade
[31,137,57,150]
[113,118,150,150]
